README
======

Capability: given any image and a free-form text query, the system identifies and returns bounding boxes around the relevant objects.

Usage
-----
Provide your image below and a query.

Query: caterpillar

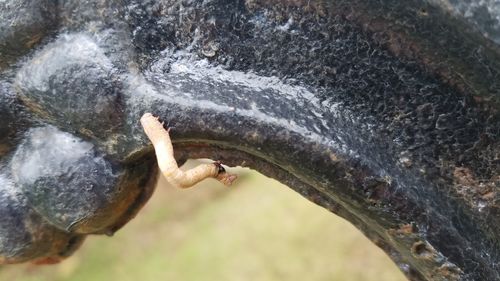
[140,113,237,188]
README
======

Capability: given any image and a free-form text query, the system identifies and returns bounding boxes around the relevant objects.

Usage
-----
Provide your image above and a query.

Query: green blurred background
[0,161,407,281]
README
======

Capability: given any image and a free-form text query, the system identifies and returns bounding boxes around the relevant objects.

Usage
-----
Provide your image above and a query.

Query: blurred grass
[0,161,407,281]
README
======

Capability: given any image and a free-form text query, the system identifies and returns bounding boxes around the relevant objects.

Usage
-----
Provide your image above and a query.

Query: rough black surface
[0,1,499,280]
[0,82,18,156]
[429,0,500,45]
[11,126,120,233]
[16,34,125,140]
[0,78,32,158]
[0,172,84,264]
[0,0,57,68]
[10,125,158,234]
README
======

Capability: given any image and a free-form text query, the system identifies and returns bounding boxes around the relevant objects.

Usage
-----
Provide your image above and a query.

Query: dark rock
[0,0,57,68]
[0,1,499,280]
[0,82,17,157]
[16,34,125,140]
[10,126,157,234]
[59,0,125,30]
[429,0,500,44]
[0,78,32,158]
[0,172,85,264]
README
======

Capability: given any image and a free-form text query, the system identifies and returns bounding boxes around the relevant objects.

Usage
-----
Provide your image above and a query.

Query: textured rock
[16,34,124,140]
[11,126,156,234]
[429,0,500,44]
[0,78,32,158]
[0,1,499,280]
[0,173,85,264]
[0,82,17,156]
[0,0,57,68]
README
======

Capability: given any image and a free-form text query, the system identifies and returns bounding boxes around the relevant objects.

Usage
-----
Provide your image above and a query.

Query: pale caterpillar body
[140,113,237,188]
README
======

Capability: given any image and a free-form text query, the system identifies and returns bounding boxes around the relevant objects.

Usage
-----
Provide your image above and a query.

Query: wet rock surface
[0,79,31,157]
[0,82,18,156]
[0,173,85,264]
[16,34,125,139]
[0,1,499,280]
[0,0,57,68]
[11,126,120,233]
[9,125,158,234]
[429,0,500,45]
